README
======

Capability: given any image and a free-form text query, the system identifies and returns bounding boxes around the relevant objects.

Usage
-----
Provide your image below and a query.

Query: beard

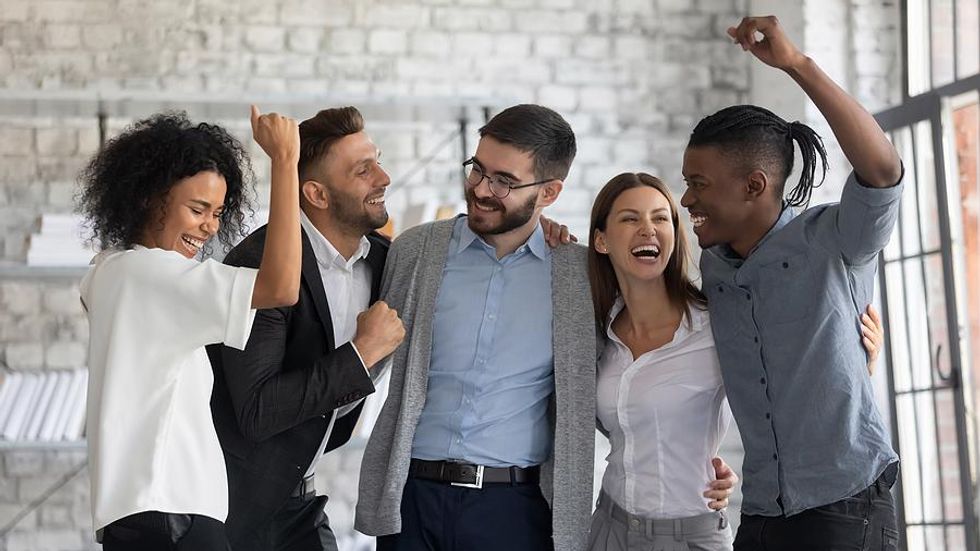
[327,187,388,235]
[464,186,537,236]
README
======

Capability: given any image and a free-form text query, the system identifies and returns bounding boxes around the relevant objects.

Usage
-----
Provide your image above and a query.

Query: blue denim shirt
[411,216,554,467]
[701,172,902,516]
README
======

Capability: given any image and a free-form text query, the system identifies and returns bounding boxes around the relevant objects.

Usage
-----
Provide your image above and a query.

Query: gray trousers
[587,492,733,551]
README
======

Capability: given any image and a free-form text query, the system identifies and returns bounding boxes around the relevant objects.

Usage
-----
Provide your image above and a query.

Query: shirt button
[753,337,759,343]
[760,378,766,385]
[630,519,639,527]
[717,286,724,293]
[782,262,789,269]
[765,413,771,419]
[746,294,751,301]
[772,453,778,460]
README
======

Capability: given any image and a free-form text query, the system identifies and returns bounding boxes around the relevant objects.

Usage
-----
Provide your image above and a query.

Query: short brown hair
[298,106,365,181]
[587,172,706,329]
[479,104,576,181]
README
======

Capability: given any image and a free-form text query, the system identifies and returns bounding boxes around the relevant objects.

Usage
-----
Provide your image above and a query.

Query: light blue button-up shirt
[411,215,554,468]
[701,172,902,517]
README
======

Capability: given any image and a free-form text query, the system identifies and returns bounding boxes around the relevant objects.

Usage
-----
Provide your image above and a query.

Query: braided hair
[687,105,828,208]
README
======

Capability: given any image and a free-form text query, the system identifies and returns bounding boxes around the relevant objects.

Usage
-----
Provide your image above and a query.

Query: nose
[377,165,391,188]
[638,219,656,236]
[203,215,220,236]
[471,175,495,198]
[680,188,693,208]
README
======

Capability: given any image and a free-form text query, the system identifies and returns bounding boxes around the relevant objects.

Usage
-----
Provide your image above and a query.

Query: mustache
[465,187,503,210]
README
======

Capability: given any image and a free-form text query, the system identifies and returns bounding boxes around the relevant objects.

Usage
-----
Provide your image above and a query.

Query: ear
[301,180,330,209]
[594,229,608,254]
[537,180,563,208]
[744,169,768,200]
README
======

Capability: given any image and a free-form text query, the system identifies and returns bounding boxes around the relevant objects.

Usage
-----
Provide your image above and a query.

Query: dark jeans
[734,463,900,551]
[101,511,229,551]
[230,495,337,551]
[376,476,554,551]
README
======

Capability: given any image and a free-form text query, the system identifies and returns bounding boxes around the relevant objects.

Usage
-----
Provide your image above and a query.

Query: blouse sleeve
[122,249,258,350]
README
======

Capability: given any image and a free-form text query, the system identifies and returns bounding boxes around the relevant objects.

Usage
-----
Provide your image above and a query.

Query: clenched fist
[250,105,300,164]
[352,301,406,369]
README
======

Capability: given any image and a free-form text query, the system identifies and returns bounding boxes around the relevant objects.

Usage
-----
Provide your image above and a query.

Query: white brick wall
[0,0,902,548]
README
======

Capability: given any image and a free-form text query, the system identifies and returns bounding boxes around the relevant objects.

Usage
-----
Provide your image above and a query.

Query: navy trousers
[376,476,554,551]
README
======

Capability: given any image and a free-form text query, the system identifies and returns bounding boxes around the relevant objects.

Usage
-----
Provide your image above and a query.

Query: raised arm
[250,105,302,308]
[728,16,902,188]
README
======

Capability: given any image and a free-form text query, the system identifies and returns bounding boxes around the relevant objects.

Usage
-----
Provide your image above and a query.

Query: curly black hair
[76,111,255,255]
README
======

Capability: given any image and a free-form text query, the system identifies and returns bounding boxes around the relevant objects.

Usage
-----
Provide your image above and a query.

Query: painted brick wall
[0,0,901,549]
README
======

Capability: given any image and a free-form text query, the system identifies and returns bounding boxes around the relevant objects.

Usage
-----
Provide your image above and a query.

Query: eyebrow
[471,156,520,181]
[349,149,382,173]
[615,207,671,215]
[189,199,214,209]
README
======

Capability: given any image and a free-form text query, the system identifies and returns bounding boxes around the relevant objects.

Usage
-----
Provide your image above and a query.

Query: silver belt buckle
[450,464,484,489]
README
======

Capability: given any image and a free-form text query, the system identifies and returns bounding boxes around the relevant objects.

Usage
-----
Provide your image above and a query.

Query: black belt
[408,458,540,489]
[290,474,316,500]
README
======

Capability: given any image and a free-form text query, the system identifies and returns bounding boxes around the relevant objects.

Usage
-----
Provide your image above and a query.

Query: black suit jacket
[207,225,387,542]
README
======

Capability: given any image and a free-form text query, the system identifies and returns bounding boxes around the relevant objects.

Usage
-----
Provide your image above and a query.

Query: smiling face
[140,170,226,258]
[595,186,676,283]
[307,130,390,234]
[680,145,754,250]
[464,136,545,237]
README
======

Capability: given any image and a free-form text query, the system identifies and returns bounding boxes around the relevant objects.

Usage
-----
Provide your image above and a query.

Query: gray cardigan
[355,217,597,551]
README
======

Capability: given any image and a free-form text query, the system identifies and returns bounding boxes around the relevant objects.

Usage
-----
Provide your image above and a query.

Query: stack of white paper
[0,370,88,442]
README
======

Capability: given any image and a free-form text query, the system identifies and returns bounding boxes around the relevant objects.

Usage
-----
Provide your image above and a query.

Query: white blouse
[596,298,731,519]
[81,246,257,533]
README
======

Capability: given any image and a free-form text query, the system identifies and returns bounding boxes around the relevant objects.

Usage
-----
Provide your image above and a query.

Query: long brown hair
[587,172,707,329]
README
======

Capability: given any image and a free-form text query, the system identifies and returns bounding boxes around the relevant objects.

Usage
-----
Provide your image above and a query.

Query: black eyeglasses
[462,158,554,199]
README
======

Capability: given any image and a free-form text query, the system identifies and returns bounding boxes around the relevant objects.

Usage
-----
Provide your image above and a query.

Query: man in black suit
[209,106,405,551]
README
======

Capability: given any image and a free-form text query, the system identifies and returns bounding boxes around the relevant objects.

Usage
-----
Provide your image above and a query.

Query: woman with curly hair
[78,106,301,550]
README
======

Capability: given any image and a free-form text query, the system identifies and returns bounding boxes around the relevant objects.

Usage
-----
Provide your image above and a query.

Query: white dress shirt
[81,247,257,532]
[300,212,382,478]
[596,297,731,519]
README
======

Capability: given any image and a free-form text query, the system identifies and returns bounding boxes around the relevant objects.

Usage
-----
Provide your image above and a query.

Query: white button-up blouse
[596,298,731,519]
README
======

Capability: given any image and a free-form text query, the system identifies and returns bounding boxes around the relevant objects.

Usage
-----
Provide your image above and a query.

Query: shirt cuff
[349,341,371,378]
[844,165,905,207]
[223,266,259,350]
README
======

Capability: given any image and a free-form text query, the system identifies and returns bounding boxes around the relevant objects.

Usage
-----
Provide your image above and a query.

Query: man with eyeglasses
[354,104,597,550]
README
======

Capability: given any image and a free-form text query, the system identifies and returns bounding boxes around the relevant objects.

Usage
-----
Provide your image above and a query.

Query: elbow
[235,406,273,444]
[862,152,904,188]
[271,286,299,308]
[253,278,300,309]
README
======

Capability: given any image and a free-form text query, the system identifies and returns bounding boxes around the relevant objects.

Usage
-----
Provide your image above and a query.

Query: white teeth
[630,244,661,258]
[690,214,707,228]
[182,235,204,250]
[475,203,496,212]
[367,196,385,205]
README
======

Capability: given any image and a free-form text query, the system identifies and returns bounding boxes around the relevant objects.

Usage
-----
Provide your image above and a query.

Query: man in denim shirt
[681,16,903,551]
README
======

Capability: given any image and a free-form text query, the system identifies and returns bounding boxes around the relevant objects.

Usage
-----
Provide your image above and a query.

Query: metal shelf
[0,262,88,280]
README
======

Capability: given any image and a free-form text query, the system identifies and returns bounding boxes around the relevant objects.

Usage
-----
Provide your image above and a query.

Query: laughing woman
[586,173,883,551]
[78,107,300,550]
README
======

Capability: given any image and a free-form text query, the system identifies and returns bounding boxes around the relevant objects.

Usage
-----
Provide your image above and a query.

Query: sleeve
[128,250,258,350]
[834,168,905,266]
[219,304,375,443]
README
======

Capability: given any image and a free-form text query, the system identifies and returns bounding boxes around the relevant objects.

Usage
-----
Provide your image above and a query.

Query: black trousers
[376,476,554,551]
[230,495,337,551]
[734,463,900,551]
[101,511,228,551]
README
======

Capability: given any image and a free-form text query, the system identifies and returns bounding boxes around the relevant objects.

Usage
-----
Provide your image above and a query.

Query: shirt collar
[300,210,371,270]
[453,215,550,261]
[716,203,796,262]
[605,295,709,338]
